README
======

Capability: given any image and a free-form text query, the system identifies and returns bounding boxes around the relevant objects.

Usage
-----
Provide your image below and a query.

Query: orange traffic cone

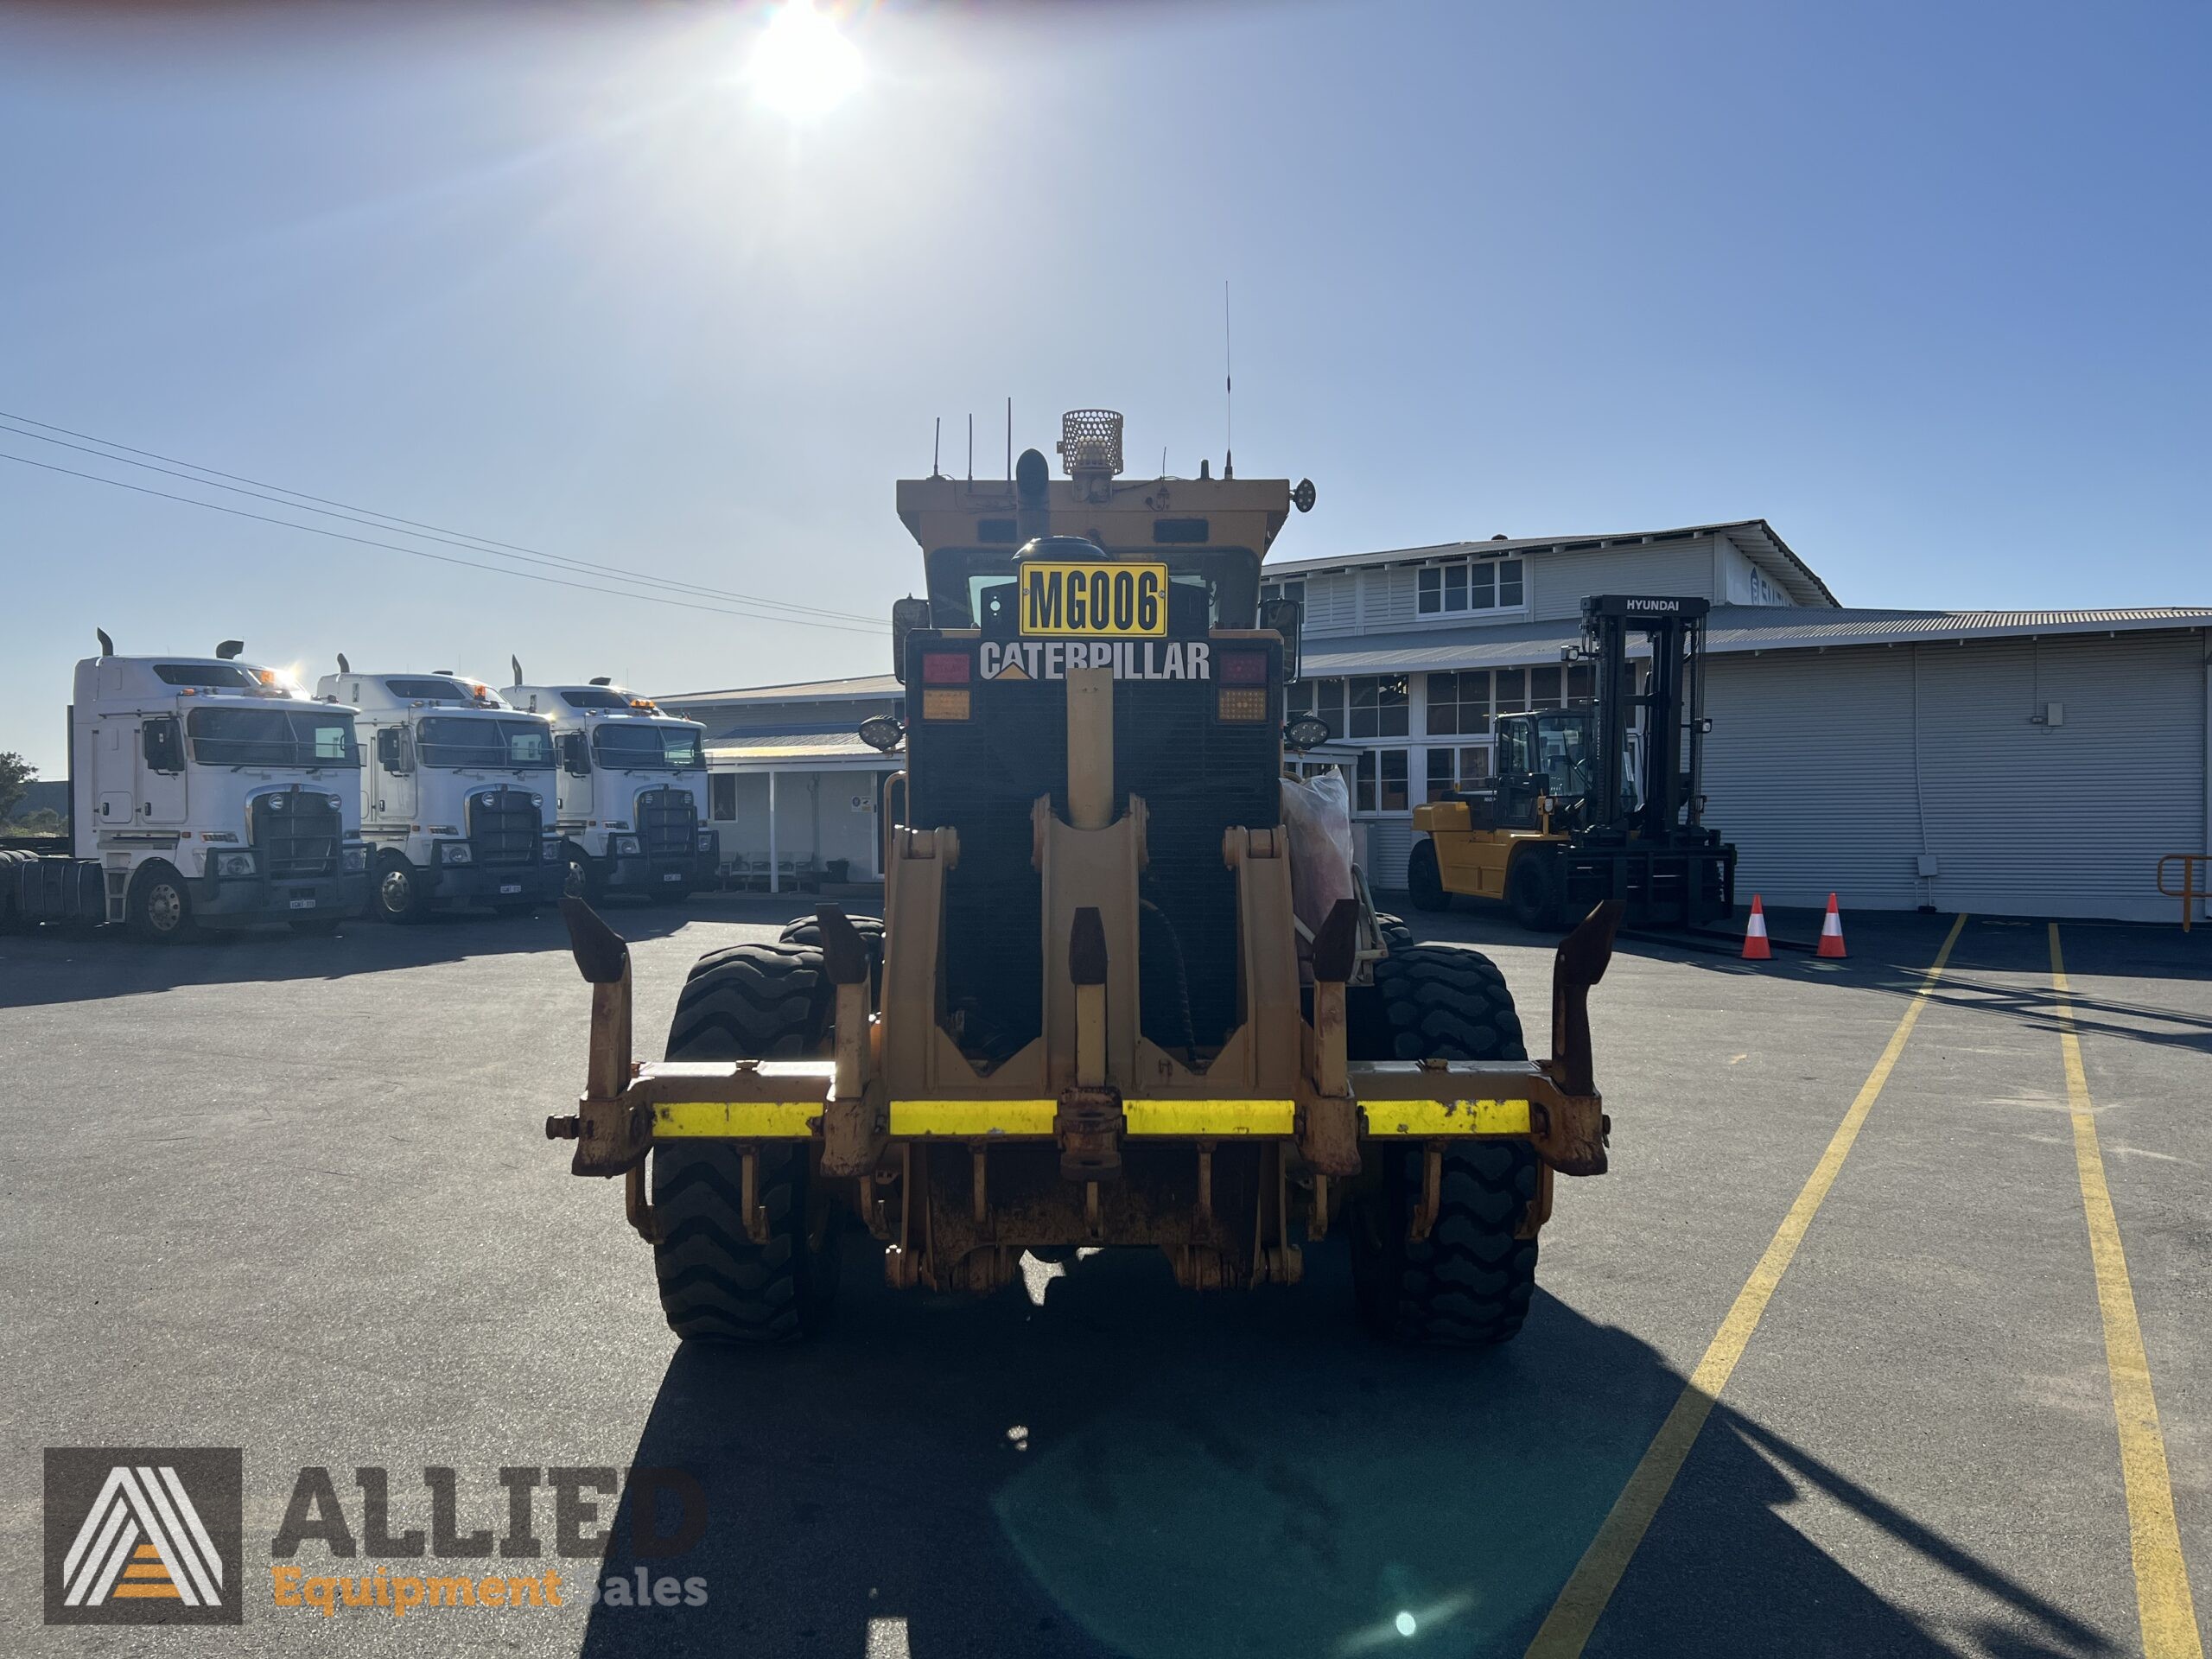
[1742,894,1772,960]
[1817,893,1848,958]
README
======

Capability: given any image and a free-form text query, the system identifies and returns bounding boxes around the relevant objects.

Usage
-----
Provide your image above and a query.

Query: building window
[1346,675,1409,739]
[1356,747,1408,813]
[1287,677,1346,739]
[1416,556,1524,618]
[709,773,738,821]
[1261,578,1306,611]
[1425,746,1491,801]
[1494,666,1529,715]
[1567,663,1593,704]
[1425,670,1493,736]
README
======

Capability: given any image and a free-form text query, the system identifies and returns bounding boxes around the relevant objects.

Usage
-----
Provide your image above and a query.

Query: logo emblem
[45,1448,243,1625]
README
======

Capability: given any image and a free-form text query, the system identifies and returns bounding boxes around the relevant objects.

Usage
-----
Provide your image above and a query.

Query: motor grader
[547,410,1620,1347]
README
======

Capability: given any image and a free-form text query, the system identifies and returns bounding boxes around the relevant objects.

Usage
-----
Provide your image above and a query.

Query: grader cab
[547,410,1621,1347]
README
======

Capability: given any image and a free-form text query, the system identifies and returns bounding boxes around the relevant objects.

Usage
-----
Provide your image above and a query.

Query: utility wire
[0,449,891,638]
[0,409,886,629]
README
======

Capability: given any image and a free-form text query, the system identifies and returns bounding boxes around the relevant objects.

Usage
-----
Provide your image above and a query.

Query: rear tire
[652,943,842,1345]
[1373,911,1414,956]
[1507,852,1557,932]
[1406,839,1449,912]
[779,912,885,998]
[127,862,198,944]
[1348,944,1541,1347]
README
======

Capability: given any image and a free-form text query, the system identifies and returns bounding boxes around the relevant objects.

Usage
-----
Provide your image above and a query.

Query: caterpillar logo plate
[1020,562,1168,639]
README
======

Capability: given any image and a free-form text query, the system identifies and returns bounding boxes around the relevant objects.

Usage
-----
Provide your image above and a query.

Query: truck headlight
[342,845,368,874]
[613,836,641,856]
[541,840,561,863]
[214,850,259,879]
[696,830,715,852]
[439,842,474,866]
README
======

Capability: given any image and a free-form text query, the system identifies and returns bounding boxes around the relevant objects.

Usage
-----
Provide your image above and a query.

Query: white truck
[505,670,715,904]
[315,664,564,923]
[0,639,370,942]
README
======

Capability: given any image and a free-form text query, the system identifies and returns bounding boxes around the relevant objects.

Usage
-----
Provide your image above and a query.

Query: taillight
[921,652,971,684]
[1219,652,1268,685]
[1217,687,1269,722]
[922,689,971,721]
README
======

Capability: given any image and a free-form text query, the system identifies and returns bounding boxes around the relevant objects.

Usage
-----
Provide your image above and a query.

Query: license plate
[499,883,522,895]
[663,873,683,883]
[289,899,315,911]
[1019,561,1167,639]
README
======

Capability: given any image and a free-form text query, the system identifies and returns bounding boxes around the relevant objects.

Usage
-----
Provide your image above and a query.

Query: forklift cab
[1492,710,1598,830]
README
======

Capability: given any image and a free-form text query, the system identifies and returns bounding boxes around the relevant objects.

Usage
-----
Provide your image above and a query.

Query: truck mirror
[1259,596,1303,683]
[890,597,931,684]
[376,728,411,776]
[142,716,182,774]
[562,731,593,777]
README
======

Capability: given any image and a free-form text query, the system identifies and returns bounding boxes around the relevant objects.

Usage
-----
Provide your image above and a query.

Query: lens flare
[749,3,862,117]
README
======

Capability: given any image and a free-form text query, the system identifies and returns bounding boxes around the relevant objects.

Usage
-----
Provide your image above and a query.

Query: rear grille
[907,643,1281,1065]
[467,790,542,866]
[639,788,696,860]
[251,789,342,879]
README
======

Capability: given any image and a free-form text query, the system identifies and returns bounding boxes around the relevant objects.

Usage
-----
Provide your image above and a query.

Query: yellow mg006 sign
[1020,561,1168,638]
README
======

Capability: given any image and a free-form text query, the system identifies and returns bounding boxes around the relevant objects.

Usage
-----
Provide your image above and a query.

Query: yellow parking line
[1524,912,1968,1658]
[2050,925,2205,1659]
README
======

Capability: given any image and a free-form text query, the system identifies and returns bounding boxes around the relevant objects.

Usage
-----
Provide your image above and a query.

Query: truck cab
[5,652,373,940]
[315,669,563,923]
[506,679,715,904]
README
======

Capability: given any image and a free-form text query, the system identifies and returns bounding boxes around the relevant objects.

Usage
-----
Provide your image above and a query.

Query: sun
[749,3,863,117]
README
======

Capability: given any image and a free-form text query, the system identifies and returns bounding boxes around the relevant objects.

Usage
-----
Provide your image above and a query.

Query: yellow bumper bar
[653,1096,1532,1141]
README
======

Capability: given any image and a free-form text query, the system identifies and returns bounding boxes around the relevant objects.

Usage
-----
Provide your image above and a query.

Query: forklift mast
[1580,594,1712,842]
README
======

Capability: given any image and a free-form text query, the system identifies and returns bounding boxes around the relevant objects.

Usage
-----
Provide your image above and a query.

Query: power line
[0,408,886,629]
[0,449,892,638]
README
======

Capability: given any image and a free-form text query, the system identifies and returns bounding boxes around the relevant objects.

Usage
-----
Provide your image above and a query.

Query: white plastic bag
[1281,770,1355,949]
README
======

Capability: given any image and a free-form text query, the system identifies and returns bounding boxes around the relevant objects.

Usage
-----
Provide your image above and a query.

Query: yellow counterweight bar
[653,1097,1533,1141]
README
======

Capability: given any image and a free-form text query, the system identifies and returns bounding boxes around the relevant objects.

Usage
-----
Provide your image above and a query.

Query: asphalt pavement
[2,893,2206,1658]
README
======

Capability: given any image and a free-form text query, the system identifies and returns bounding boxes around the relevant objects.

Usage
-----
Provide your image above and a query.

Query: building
[663,521,2212,922]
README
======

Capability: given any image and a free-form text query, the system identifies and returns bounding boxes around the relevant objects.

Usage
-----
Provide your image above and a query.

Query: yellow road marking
[2050,925,2205,1659]
[1525,912,1968,1658]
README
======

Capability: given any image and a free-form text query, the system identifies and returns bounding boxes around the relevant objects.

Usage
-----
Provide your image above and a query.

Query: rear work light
[921,652,971,685]
[1218,652,1269,685]
[922,689,971,721]
[1217,687,1269,723]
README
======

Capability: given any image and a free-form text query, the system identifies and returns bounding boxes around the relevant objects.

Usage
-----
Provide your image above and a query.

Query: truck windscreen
[188,708,360,767]
[592,723,702,771]
[417,716,555,770]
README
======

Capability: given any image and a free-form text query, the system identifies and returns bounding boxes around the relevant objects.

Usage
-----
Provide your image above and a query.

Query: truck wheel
[1348,944,1540,1347]
[1406,839,1449,912]
[126,862,199,944]
[652,943,842,1345]
[562,849,599,904]
[374,854,429,925]
[1507,853,1557,931]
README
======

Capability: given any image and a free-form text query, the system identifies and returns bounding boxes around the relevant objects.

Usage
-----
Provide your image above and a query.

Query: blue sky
[3,0,2206,772]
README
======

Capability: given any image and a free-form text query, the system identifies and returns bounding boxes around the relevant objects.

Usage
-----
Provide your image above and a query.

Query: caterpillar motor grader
[547,410,1621,1347]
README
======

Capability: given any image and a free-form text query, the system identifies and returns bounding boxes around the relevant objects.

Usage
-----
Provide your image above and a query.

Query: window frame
[1413,555,1527,621]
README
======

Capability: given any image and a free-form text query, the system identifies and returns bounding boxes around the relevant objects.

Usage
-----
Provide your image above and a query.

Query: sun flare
[749,3,862,117]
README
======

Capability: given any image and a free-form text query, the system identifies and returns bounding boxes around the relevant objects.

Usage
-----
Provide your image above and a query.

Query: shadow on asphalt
[574,1243,2112,1659]
[0,892,835,1010]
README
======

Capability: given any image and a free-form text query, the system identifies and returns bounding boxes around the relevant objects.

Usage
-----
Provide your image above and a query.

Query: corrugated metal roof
[1304,605,2212,678]
[705,730,890,767]
[1264,518,1840,607]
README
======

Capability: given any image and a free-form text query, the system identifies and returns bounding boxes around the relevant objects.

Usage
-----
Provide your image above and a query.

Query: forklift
[1407,594,1737,931]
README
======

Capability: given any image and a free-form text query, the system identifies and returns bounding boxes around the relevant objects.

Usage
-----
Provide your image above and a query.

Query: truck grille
[251,788,343,879]
[638,788,697,860]
[906,642,1281,1066]
[467,789,543,866]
